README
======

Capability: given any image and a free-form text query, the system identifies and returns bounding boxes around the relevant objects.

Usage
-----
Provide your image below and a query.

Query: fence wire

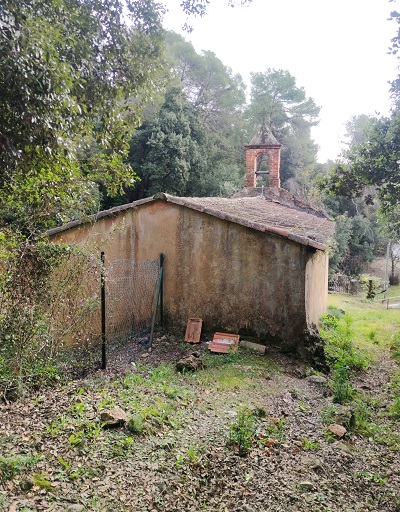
[105,258,160,344]
[328,274,361,295]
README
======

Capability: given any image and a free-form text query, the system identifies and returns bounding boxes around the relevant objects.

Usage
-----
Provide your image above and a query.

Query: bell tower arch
[244,122,282,188]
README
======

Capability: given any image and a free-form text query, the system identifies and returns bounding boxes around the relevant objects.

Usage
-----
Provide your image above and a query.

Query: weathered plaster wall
[305,248,329,328]
[50,200,327,346]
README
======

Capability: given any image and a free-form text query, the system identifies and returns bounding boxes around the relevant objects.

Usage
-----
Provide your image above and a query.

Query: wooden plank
[184,318,203,343]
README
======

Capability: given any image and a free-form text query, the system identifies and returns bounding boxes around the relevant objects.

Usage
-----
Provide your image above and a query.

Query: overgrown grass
[324,291,400,448]
[328,292,400,350]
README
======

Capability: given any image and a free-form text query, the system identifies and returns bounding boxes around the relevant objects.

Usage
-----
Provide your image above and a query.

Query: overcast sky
[163,0,399,162]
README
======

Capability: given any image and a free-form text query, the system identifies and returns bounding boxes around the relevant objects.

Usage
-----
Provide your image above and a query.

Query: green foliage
[123,84,244,202]
[0,0,165,233]
[359,274,381,300]
[302,438,319,450]
[261,418,287,442]
[0,454,41,483]
[324,196,385,275]
[111,436,134,458]
[180,0,252,18]
[330,363,355,404]
[354,471,387,485]
[390,332,400,364]
[127,415,145,435]
[320,311,370,404]
[32,472,53,490]
[227,407,256,457]
[321,112,400,230]
[390,396,400,419]
[0,236,102,398]
[246,68,320,185]
[320,313,369,372]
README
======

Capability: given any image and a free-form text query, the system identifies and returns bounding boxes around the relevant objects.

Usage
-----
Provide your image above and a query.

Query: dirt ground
[0,335,399,512]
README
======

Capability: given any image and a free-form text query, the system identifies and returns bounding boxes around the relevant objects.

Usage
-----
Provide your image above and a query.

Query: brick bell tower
[244,123,282,188]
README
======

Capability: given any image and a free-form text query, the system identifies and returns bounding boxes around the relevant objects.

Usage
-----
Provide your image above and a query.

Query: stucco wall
[50,200,327,346]
[305,248,329,328]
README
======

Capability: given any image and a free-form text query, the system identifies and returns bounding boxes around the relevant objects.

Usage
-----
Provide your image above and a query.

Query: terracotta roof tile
[47,192,335,251]
[159,194,334,250]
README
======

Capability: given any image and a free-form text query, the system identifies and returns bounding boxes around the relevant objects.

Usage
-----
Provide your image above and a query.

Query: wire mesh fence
[328,274,361,295]
[104,258,161,345]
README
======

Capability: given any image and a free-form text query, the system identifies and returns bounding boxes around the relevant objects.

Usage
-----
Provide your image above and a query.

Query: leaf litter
[0,336,399,511]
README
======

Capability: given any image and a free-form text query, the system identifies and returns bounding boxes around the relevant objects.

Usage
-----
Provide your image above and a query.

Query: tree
[165,32,246,132]
[342,114,376,148]
[127,87,210,198]
[179,0,253,30]
[321,112,400,223]
[0,0,165,233]
[245,69,320,184]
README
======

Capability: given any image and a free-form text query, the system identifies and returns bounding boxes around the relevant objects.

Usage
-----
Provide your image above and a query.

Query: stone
[298,481,314,490]
[20,479,34,491]
[299,455,323,471]
[328,423,347,438]
[175,353,203,372]
[243,505,256,512]
[67,505,85,512]
[240,340,266,354]
[305,375,328,384]
[100,406,128,427]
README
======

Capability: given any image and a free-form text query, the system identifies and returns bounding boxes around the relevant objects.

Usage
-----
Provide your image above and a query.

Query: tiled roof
[157,194,334,250]
[47,192,335,251]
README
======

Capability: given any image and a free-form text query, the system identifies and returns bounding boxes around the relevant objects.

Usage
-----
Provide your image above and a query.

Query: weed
[368,330,379,344]
[261,418,287,442]
[162,383,180,399]
[222,349,240,365]
[320,313,369,371]
[390,332,400,364]
[69,431,84,447]
[390,372,400,393]
[295,401,311,414]
[127,415,144,435]
[253,406,267,418]
[355,470,387,485]
[57,456,88,480]
[123,371,145,388]
[83,421,103,442]
[320,405,337,425]
[175,453,184,469]
[390,396,400,419]
[330,363,355,404]
[46,415,68,436]
[302,438,319,450]
[70,401,86,417]
[0,454,41,483]
[149,363,175,384]
[186,446,201,466]
[227,407,255,457]
[32,472,53,491]
[111,436,134,458]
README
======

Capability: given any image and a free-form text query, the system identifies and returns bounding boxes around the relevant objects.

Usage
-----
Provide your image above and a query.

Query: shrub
[0,234,102,398]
